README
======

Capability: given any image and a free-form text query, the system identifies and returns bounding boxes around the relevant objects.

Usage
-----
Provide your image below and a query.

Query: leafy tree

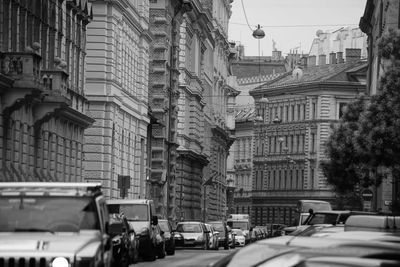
[321,96,368,195]
[322,29,400,211]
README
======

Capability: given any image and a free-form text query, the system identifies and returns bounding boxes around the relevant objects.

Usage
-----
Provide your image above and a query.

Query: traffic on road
[1,183,399,267]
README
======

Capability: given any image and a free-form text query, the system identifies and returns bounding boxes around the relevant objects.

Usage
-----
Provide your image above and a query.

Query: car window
[108,204,149,221]
[210,223,225,233]
[177,224,202,232]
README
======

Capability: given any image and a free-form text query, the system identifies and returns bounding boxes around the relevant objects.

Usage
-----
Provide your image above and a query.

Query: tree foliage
[322,29,400,200]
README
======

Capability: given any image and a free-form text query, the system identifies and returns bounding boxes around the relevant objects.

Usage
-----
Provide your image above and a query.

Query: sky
[228,0,367,57]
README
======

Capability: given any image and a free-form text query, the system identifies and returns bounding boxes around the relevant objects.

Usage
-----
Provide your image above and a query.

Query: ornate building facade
[201,0,237,221]
[148,0,193,220]
[360,0,400,212]
[249,51,367,226]
[0,0,94,182]
[176,1,213,221]
[84,0,151,198]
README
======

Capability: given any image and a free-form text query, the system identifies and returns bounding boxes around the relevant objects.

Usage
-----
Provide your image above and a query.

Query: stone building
[249,50,367,226]
[360,0,400,212]
[231,106,255,215]
[175,1,213,221]
[84,0,151,198]
[147,0,194,219]
[200,0,237,221]
[0,0,94,181]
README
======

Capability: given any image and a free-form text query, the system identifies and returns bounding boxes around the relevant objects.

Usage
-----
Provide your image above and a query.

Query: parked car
[208,221,230,250]
[304,210,378,226]
[345,215,400,232]
[175,221,210,249]
[109,214,139,266]
[0,182,113,267]
[107,199,165,261]
[158,219,175,255]
[208,233,400,267]
[231,228,246,247]
[205,223,220,250]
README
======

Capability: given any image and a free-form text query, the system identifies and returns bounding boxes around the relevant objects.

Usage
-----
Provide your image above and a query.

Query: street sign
[361,188,373,201]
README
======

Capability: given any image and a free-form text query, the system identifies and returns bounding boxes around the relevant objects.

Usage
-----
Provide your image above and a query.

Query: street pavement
[133,247,235,267]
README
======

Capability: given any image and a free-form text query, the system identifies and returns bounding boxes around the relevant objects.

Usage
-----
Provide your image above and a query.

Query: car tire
[166,246,175,256]
[158,243,166,259]
[144,244,157,261]
[224,241,229,250]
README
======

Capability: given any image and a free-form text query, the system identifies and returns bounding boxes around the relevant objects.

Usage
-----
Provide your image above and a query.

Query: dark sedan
[158,219,175,255]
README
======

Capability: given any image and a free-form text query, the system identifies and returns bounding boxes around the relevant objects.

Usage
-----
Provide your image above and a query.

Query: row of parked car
[174,221,245,250]
[209,210,400,267]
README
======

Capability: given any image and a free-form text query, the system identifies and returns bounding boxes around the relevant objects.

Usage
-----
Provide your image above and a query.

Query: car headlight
[197,235,203,241]
[112,236,121,245]
[51,257,69,267]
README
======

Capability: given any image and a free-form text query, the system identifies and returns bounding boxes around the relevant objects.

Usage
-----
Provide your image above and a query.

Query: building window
[339,102,347,119]
[302,104,306,120]
[310,168,315,189]
[311,133,316,153]
[312,102,317,119]
[285,106,289,121]
[291,105,295,121]
[297,104,301,120]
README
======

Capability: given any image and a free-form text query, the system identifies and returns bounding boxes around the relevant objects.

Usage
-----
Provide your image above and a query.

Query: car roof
[345,215,400,232]
[318,231,400,243]
[177,221,203,224]
[106,199,152,204]
[0,182,102,196]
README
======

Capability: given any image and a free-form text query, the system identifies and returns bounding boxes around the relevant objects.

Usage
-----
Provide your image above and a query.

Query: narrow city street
[133,248,234,267]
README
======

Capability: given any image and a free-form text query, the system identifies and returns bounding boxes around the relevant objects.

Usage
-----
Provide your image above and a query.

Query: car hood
[0,231,101,255]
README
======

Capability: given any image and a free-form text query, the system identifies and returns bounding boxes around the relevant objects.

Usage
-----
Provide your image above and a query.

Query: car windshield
[177,224,202,233]
[108,203,148,221]
[232,229,244,236]
[209,223,225,232]
[158,221,170,232]
[309,213,340,225]
[229,221,248,230]
[0,196,99,232]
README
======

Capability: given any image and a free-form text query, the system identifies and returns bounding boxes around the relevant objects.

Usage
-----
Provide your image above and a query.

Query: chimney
[329,52,337,64]
[299,56,307,68]
[337,52,344,63]
[345,48,361,62]
[318,54,326,66]
[308,55,316,66]
[272,50,282,61]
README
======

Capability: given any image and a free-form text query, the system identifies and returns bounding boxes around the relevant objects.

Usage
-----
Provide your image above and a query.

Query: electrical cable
[241,0,254,32]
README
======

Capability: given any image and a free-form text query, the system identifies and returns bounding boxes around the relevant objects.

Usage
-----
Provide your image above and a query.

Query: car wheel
[224,241,229,250]
[167,244,175,255]
[145,244,157,261]
[158,243,166,259]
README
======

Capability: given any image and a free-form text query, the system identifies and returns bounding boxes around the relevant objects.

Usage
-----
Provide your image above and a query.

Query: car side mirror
[152,215,158,225]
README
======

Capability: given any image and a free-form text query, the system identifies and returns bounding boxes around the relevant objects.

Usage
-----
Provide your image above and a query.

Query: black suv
[0,182,113,267]
[208,221,229,250]
[107,199,165,261]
